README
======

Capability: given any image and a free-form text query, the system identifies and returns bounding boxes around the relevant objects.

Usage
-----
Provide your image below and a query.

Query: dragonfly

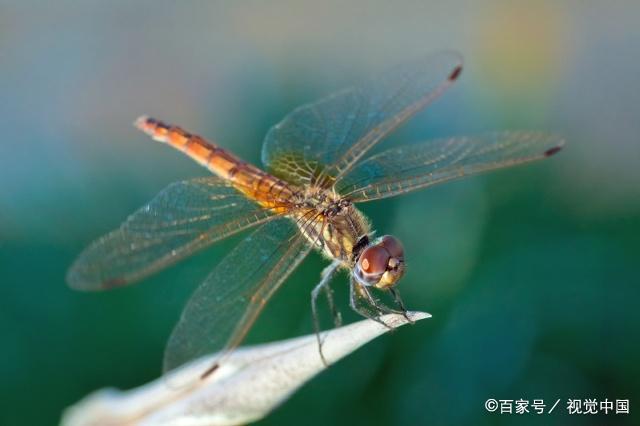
[67,51,564,377]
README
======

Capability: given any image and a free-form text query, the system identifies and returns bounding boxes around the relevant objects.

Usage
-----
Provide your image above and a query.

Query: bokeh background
[1,1,639,425]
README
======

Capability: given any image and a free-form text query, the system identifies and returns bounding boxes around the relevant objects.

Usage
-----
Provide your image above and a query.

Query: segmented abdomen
[135,116,295,214]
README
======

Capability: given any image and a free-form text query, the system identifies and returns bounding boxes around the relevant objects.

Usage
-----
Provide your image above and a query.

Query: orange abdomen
[135,116,294,213]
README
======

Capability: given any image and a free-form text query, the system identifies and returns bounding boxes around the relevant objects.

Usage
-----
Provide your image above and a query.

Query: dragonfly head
[354,235,405,289]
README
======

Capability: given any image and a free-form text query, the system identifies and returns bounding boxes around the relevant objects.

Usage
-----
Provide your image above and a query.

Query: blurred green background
[1,1,639,425]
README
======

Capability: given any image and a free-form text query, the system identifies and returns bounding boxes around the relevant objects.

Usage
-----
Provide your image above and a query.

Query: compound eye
[358,245,390,275]
[381,235,404,260]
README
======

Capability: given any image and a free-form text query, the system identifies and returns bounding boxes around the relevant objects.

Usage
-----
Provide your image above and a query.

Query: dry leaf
[62,311,429,426]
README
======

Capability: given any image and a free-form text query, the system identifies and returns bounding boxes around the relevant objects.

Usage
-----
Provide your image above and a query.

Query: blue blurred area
[1,1,639,425]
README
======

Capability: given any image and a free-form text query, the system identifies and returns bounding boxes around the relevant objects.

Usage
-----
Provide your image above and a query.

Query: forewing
[163,217,311,373]
[262,51,463,187]
[337,132,565,202]
[67,177,284,290]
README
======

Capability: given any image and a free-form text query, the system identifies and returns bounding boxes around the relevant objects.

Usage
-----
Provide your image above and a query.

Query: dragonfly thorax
[291,188,371,264]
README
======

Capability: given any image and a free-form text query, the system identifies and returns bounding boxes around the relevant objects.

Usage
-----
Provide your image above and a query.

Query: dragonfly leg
[359,285,413,327]
[349,278,392,329]
[321,264,343,328]
[311,260,341,366]
[388,287,414,324]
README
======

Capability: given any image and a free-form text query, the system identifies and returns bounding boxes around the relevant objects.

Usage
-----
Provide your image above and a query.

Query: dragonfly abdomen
[135,116,295,213]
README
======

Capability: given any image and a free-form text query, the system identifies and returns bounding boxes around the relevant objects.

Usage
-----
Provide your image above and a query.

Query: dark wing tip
[544,146,563,157]
[448,65,463,81]
[200,363,220,380]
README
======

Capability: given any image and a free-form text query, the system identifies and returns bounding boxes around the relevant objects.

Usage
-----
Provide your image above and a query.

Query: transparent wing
[163,217,311,373]
[336,132,565,202]
[67,177,286,290]
[262,51,463,188]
